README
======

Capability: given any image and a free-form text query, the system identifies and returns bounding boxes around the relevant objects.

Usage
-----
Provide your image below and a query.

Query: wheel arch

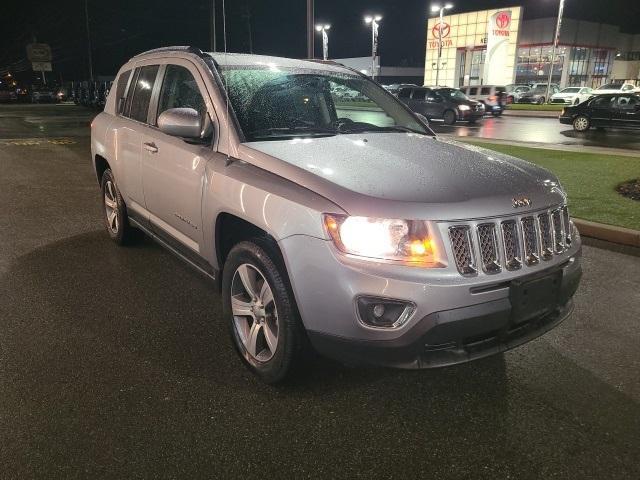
[94,154,110,184]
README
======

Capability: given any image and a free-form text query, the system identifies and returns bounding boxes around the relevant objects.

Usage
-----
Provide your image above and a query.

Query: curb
[574,218,640,248]
[502,110,560,119]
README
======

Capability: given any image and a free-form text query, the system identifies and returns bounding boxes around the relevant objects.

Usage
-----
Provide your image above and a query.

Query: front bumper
[280,234,582,369]
[458,109,485,121]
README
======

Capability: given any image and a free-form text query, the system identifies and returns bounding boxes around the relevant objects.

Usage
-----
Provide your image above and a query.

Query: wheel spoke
[108,210,117,229]
[237,264,259,300]
[104,196,116,209]
[107,181,115,200]
[259,280,274,307]
[247,321,261,357]
[231,295,254,318]
[263,321,277,353]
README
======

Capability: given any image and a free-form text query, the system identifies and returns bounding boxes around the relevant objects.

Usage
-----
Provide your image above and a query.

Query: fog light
[357,297,415,328]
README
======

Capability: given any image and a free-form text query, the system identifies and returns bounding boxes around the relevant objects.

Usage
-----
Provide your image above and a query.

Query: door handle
[143,142,158,153]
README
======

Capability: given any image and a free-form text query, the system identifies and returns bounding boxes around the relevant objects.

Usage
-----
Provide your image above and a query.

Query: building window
[515,46,566,86]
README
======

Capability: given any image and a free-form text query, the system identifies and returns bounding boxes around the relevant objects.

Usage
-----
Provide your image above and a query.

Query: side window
[480,87,491,96]
[398,88,411,99]
[412,88,427,100]
[115,69,131,115]
[591,96,615,108]
[617,96,638,108]
[622,84,632,91]
[157,65,207,123]
[469,87,478,96]
[128,65,160,123]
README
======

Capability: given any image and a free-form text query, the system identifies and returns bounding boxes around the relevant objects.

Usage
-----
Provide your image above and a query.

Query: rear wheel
[222,240,306,384]
[572,115,590,132]
[537,97,545,105]
[101,169,135,245]
[443,110,456,125]
[574,98,580,105]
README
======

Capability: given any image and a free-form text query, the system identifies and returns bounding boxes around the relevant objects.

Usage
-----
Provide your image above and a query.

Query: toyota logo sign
[496,12,511,29]
[432,22,451,38]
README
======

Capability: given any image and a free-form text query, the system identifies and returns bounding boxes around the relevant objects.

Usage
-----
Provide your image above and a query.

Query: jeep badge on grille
[512,197,532,208]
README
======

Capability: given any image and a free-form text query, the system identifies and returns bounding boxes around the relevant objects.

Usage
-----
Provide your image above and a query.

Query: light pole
[315,24,331,60]
[545,0,565,102]
[431,3,453,86]
[364,15,382,80]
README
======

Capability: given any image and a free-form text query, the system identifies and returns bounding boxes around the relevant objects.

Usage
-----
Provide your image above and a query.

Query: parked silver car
[91,47,582,383]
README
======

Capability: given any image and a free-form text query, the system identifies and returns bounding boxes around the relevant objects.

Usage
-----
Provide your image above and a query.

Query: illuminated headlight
[458,104,471,111]
[323,214,438,265]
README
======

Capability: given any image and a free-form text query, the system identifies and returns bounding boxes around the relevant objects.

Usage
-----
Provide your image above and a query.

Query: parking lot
[1,104,640,478]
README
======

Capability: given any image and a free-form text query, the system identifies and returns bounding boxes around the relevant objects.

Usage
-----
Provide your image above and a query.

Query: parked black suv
[559,93,640,131]
[398,86,485,125]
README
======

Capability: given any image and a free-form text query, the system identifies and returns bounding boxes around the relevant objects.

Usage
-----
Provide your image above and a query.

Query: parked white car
[594,82,638,94]
[550,87,594,105]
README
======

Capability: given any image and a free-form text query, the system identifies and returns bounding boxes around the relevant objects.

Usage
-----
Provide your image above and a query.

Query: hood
[240,133,565,220]
[553,92,578,98]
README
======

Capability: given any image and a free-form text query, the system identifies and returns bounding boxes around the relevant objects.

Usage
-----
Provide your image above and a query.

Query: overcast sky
[1,0,638,79]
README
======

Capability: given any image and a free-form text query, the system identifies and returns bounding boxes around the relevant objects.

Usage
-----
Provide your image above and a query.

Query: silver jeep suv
[91,47,582,383]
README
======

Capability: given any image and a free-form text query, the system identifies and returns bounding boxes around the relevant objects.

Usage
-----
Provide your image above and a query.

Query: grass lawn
[458,141,640,231]
[506,104,565,111]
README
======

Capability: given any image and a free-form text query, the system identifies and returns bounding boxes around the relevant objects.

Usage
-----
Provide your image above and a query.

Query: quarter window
[157,65,206,123]
[115,70,131,115]
[128,65,159,123]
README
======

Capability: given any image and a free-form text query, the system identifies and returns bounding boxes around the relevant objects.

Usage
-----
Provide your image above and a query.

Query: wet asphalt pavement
[1,104,640,479]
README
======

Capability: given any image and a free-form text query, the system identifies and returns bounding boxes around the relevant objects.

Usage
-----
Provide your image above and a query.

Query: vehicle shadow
[559,127,640,149]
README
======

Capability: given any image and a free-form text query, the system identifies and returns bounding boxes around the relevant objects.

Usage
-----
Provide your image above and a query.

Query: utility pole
[364,16,382,80]
[211,0,216,52]
[546,0,565,102]
[84,0,94,81]
[307,0,314,59]
[431,4,453,86]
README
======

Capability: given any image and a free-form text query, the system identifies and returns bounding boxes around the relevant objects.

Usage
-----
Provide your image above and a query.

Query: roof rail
[132,46,206,59]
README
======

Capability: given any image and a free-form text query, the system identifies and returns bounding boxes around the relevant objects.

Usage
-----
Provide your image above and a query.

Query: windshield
[436,88,469,101]
[561,88,581,93]
[598,83,622,90]
[217,66,431,141]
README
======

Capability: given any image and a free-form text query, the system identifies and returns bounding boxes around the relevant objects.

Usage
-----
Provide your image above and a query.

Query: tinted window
[398,88,411,99]
[469,87,478,95]
[598,83,621,90]
[616,96,639,108]
[480,87,491,95]
[412,88,427,100]
[128,65,159,123]
[115,70,131,115]
[590,96,615,108]
[157,65,206,124]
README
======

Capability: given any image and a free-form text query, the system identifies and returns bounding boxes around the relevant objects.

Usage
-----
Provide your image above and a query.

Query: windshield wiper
[248,126,337,139]
[337,124,427,135]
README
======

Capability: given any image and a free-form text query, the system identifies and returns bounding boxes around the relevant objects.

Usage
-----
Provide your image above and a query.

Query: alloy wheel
[104,180,119,234]
[231,264,279,362]
[574,116,589,132]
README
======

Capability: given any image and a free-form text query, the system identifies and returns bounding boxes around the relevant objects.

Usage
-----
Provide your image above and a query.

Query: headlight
[323,214,438,265]
[458,104,471,111]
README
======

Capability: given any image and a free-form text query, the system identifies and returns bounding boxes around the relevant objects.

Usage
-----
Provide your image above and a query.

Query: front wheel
[443,110,456,125]
[537,97,545,105]
[573,115,590,132]
[222,240,306,384]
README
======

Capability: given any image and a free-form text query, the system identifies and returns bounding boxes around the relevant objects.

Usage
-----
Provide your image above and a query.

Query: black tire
[572,115,590,132]
[574,98,580,105]
[443,110,456,125]
[492,110,501,117]
[222,240,306,384]
[100,168,135,245]
[537,97,545,105]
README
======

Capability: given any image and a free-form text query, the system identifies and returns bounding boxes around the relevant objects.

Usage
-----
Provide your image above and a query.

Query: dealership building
[424,6,640,89]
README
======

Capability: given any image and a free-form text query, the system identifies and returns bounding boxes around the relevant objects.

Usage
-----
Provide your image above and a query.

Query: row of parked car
[385,81,640,127]
[70,81,113,109]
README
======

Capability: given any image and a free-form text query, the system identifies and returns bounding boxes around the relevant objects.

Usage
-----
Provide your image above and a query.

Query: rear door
[588,95,615,126]
[141,60,217,255]
[612,95,640,129]
[408,88,429,116]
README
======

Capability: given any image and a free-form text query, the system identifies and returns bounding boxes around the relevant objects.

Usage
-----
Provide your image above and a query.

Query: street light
[431,3,453,86]
[364,15,382,80]
[546,0,565,102]
[315,24,331,61]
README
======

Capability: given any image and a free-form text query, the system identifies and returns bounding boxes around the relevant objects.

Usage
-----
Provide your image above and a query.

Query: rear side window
[115,70,131,115]
[412,88,427,100]
[157,65,206,123]
[480,87,491,95]
[398,88,411,98]
[590,96,615,108]
[469,87,478,95]
[128,65,159,123]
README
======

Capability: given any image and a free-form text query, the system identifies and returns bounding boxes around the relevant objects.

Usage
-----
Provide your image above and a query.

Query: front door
[588,95,615,127]
[141,61,214,255]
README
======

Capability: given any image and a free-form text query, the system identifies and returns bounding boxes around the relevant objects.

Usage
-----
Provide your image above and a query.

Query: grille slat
[537,213,554,261]
[521,216,540,266]
[551,208,565,253]
[448,226,477,276]
[501,220,522,271]
[477,223,501,274]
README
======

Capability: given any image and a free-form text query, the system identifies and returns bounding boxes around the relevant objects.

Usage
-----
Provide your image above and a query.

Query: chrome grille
[445,206,573,276]
[537,212,553,260]
[501,220,522,271]
[477,223,501,274]
[551,208,565,253]
[521,216,540,265]
[449,226,476,276]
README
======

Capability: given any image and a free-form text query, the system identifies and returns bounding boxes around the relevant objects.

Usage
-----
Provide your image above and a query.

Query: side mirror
[158,107,203,139]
